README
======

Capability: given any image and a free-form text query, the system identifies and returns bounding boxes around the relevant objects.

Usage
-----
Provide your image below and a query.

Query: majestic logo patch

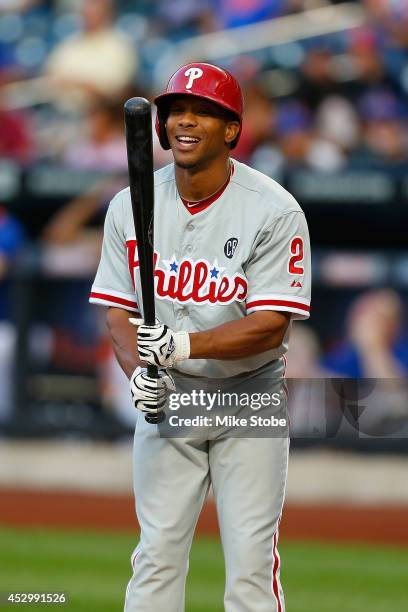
[224,237,238,259]
[185,67,203,89]
[127,240,247,306]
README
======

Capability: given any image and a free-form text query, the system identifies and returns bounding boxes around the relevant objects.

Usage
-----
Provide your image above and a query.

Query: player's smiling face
[165,96,240,169]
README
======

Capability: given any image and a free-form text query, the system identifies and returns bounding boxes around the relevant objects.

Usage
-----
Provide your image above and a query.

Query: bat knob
[145,411,166,425]
[124,97,151,117]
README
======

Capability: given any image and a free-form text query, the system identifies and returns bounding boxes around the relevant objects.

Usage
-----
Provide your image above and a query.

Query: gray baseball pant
[124,416,288,612]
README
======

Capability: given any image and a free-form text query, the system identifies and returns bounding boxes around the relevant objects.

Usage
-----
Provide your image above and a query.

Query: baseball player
[90,63,311,611]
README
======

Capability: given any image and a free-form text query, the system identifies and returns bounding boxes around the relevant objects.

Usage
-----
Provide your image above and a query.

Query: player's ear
[225,121,240,146]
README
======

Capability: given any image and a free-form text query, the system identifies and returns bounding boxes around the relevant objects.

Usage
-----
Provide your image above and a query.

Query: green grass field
[0,527,407,611]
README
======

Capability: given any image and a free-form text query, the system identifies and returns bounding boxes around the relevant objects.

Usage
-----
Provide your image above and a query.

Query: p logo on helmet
[185,67,204,90]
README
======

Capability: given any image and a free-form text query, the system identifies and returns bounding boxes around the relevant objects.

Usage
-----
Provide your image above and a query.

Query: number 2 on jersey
[288,237,304,275]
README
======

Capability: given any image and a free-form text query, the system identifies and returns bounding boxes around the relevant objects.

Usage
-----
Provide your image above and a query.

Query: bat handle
[144,364,166,424]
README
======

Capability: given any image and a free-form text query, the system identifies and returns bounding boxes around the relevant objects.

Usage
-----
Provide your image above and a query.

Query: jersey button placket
[183,221,195,255]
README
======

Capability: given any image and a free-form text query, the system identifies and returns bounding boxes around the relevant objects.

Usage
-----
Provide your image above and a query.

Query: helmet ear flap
[155,108,170,150]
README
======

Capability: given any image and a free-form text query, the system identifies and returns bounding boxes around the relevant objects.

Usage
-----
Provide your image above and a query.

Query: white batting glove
[130,366,176,414]
[129,318,190,368]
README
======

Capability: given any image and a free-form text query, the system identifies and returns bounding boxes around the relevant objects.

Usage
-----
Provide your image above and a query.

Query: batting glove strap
[173,331,190,361]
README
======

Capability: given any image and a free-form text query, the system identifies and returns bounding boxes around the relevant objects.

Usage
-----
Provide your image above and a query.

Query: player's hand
[129,318,190,368]
[130,366,176,414]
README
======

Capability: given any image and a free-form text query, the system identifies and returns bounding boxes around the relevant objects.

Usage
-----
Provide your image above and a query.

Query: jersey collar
[180,161,234,215]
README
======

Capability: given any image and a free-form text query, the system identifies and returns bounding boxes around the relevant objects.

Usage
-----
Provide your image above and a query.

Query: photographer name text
[168,415,287,428]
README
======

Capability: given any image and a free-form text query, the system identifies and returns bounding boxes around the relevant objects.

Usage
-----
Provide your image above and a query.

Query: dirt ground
[1,488,407,546]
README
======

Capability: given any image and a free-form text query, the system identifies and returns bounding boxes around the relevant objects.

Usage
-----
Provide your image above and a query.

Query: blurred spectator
[216,0,286,29]
[41,183,135,427]
[364,0,408,47]
[323,288,408,437]
[0,1,48,11]
[0,74,34,164]
[233,82,275,162]
[276,99,345,171]
[275,100,313,166]
[45,0,137,108]
[0,206,26,423]
[285,323,331,379]
[353,88,408,167]
[41,180,120,259]
[314,95,360,155]
[38,185,111,382]
[153,0,216,38]
[62,95,128,172]
[285,323,340,439]
[347,27,392,92]
[287,317,408,439]
[298,48,339,112]
[323,289,408,378]
[0,207,25,319]
[363,0,408,92]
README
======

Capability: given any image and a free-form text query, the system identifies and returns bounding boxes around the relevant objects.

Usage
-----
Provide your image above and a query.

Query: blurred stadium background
[0,1,407,610]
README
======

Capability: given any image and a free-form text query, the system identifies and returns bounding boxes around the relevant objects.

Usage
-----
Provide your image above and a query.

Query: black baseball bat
[124,97,165,425]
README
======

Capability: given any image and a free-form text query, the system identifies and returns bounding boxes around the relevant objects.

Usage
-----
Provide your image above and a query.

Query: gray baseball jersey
[90,158,311,379]
[90,158,311,612]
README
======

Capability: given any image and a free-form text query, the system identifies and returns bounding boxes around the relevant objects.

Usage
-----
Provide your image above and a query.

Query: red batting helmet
[154,62,244,150]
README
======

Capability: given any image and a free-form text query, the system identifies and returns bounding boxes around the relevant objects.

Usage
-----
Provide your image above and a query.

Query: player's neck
[175,157,231,202]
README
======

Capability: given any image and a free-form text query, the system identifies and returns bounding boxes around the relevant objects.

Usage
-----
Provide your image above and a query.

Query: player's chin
[172,150,202,169]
